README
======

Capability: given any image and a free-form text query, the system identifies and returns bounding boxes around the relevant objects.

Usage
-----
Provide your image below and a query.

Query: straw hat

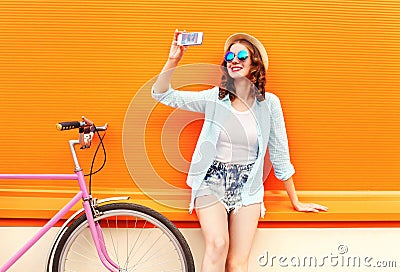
[224,33,269,71]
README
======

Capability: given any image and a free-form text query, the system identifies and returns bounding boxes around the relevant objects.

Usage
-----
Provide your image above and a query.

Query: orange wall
[0,0,399,192]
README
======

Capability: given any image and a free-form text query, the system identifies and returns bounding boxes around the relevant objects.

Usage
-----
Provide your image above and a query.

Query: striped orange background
[0,0,399,193]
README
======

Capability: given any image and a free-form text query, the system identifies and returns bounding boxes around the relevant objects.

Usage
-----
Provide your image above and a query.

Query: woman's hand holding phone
[168,30,188,64]
[154,30,188,94]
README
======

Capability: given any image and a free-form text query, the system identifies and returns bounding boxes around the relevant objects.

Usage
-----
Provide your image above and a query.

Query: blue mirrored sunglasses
[224,50,249,62]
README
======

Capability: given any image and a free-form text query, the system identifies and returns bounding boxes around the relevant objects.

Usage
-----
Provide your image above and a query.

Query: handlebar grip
[56,121,83,131]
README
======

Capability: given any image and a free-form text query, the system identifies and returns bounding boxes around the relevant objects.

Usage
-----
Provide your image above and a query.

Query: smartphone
[177,32,203,46]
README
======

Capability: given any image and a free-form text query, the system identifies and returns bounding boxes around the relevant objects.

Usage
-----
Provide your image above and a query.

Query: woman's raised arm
[153,29,188,94]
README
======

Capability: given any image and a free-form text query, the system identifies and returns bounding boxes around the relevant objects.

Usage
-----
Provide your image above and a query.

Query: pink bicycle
[0,117,194,272]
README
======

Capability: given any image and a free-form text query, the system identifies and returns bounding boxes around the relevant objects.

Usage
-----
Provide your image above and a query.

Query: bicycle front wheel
[52,202,195,272]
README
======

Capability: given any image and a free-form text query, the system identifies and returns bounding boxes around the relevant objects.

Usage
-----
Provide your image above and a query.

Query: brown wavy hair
[219,39,266,102]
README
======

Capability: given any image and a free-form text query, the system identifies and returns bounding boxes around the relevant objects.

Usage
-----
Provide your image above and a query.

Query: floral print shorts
[195,160,256,213]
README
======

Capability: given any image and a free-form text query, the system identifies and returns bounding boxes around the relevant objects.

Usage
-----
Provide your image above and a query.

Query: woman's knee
[226,254,249,271]
[204,236,229,256]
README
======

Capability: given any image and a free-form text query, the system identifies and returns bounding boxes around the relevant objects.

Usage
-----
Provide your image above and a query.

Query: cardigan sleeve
[151,85,218,113]
[267,94,296,181]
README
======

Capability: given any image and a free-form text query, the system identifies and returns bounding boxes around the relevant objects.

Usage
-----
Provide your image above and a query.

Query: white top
[215,103,259,164]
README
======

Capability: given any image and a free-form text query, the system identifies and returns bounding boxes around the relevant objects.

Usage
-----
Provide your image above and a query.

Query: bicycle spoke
[126,215,129,270]
[128,253,183,272]
[129,230,165,270]
[126,231,183,271]
[123,217,144,269]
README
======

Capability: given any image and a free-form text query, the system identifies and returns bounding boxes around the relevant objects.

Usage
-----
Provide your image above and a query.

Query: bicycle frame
[0,139,121,272]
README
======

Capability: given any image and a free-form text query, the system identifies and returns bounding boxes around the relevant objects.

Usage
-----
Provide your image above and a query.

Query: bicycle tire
[51,202,195,272]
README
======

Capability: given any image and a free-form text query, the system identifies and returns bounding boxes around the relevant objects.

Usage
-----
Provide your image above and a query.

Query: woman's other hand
[293,202,328,213]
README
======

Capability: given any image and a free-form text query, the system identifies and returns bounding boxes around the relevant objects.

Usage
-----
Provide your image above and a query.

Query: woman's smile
[231,66,243,72]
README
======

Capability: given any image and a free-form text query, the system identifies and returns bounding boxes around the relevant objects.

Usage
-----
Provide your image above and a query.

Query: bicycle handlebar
[56,116,108,132]
[56,117,107,149]
[56,121,85,131]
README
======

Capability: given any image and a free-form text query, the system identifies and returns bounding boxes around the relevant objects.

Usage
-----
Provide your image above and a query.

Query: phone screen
[177,32,203,46]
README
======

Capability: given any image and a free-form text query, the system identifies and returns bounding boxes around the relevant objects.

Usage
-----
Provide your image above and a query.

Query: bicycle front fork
[84,197,123,272]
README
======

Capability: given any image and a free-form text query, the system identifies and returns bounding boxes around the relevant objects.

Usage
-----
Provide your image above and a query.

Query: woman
[152,30,328,272]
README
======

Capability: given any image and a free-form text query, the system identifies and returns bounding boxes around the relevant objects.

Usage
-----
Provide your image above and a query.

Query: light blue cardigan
[152,85,295,212]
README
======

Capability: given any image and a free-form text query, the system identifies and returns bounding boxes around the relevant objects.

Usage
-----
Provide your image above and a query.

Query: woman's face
[226,42,252,79]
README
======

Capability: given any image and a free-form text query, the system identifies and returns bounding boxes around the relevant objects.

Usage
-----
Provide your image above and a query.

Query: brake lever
[79,126,94,149]
[78,116,107,149]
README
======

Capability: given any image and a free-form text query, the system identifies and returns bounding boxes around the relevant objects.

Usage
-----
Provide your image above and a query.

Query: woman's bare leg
[195,195,230,272]
[225,204,260,272]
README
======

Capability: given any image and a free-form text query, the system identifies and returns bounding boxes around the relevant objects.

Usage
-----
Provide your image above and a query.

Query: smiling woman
[151,30,328,272]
